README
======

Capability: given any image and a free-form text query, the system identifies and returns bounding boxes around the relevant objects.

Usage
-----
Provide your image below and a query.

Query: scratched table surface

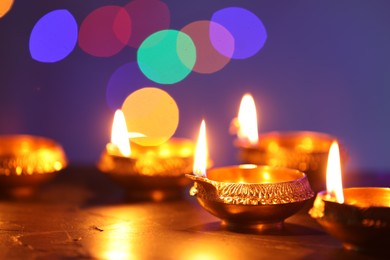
[0,166,389,260]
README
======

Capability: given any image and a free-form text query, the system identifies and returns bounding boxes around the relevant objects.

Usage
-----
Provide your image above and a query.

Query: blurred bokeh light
[123,0,170,48]
[211,7,267,59]
[0,0,14,18]
[78,6,131,57]
[29,10,78,63]
[181,21,233,74]
[106,61,160,111]
[121,87,179,146]
[137,30,196,84]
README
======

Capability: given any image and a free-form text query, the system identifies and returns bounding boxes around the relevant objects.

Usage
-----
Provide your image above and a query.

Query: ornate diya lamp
[231,94,343,191]
[309,142,390,251]
[0,135,67,197]
[98,138,194,201]
[311,187,390,251]
[187,120,314,231]
[188,165,314,230]
[235,130,341,192]
[97,110,194,201]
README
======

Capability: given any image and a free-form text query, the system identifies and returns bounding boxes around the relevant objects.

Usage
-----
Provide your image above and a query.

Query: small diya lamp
[231,93,343,191]
[187,120,314,231]
[0,135,67,198]
[97,110,195,201]
[309,142,390,251]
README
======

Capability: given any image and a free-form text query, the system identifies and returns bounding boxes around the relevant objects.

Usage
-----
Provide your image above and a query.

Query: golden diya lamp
[97,110,195,201]
[187,120,314,231]
[231,93,343,192]
[0,135,67,198]
[309,142,390,252]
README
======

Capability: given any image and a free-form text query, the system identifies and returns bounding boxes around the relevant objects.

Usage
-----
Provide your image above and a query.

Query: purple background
[1,0,390,172]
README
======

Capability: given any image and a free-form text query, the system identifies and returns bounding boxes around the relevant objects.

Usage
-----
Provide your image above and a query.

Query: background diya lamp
[98,110,195,201]
[231,93,344,192]
[309,142,390,252]
[0,135,67,198]
[187,120,314,231]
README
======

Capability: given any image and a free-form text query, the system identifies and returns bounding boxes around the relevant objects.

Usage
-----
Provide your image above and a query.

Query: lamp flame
[193,120,208,177]
[111,109,131,157]
[237,94,259,145]
[326,141,344,203]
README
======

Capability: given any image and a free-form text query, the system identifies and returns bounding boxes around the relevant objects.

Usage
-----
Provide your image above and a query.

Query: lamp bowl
[98,138,195,201]
[309,187,390,251]
[234,131,345,192]
[187,165,314,231]
[0,135,67,197]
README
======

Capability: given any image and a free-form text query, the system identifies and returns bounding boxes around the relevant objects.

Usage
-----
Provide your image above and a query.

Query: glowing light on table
[109,110,131,157]
[137,30,196,84]
[121,87,179,146]
[0,0,13,18]
[29,9,78,63]
[123,0,170,48]
[237,94,259,145]
[102,222,135,260]
[193,120,208,177]
[326,141,344,203]
[78,6,131,57]
[211,7,267,59]
[106,62,160,111]
[181,21,233,74]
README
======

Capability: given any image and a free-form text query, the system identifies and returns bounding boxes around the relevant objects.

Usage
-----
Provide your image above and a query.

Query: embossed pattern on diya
[309,187,390,251]
[188,165,314,205]
[234,131,346,192]
[187,165,314,230]
[0,135,67,198]
[98,138,194,176]
[97,138,195,201]
[0,135,67,176]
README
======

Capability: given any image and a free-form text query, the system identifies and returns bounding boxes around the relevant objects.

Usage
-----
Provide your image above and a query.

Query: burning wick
[231,93,259,145]
[193,119,208,177]
[109,110,131,157]
[325,141,344,203]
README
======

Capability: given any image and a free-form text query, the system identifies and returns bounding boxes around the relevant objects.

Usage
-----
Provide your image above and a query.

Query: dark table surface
[0,166,389,259]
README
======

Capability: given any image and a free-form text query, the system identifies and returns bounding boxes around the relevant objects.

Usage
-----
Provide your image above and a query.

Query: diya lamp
[309,142,390,251]
[0,135,67,198]
[231,93,344,192]
[187,120,314,231]
[97,110,195,201]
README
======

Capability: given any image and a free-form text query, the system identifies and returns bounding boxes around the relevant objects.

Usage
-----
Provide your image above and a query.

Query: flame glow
[102,221,134,260]
[326,141,344,203]
[237,94,259,144]
[111,110,131,157]
[193,120,208,177]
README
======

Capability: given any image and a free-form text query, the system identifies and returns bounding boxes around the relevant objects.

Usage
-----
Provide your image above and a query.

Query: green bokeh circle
[137,29,196,84]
